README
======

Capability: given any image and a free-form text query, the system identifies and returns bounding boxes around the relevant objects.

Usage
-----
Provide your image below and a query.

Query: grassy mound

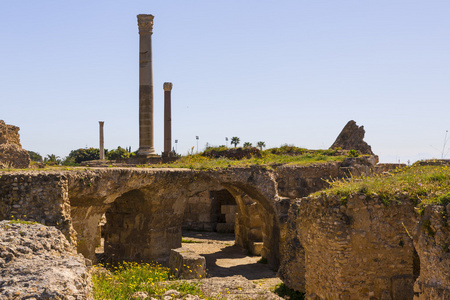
[324,164,450,209]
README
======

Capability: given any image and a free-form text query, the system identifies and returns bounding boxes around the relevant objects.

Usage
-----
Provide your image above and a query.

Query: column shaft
[163,82,173,154]
[137,14,156,156]
[99,121,105,160]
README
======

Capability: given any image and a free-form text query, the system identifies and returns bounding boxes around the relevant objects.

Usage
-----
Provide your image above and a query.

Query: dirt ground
[181,231,283,299]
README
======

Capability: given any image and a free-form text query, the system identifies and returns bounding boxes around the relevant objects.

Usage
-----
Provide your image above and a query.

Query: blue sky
[1,1,450,163]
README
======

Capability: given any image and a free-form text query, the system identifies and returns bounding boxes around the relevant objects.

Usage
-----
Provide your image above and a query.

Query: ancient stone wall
[413,204,450,299]
[182,187,238,233]
[0,171,76,246]
[0,120,30,168]
[280,193,418,299]
[280,192,450,300]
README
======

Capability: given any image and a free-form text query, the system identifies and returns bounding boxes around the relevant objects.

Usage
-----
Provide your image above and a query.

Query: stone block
[250,242,263,256]
[248,228,262,241]
[169,247,206,279]
[225,213,236,224]
[221,205,237,214]
[216,223,234,233]
[198,213,211,223]
[203,223,215,232]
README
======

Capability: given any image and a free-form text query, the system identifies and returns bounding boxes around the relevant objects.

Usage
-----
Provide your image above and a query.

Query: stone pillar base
[137,148,158,156]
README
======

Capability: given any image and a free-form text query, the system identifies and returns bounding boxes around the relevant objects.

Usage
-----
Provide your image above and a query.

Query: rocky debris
[0,220,93,299]
[169,247,206,279]
[330,120,374,155]
[0,120,30,168]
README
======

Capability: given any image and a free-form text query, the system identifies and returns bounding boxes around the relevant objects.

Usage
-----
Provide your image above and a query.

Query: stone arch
[103,185,188,264]
[203,167,282,268]
[67,167,283,267]
[220,183,280,268]
[67,168,195,262]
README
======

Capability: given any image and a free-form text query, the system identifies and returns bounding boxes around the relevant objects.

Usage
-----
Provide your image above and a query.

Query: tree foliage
[107,146,134,160]
[257,141,266,151]
[231,137,240,148]
[28,151,42,162]
[68,148,100,163]
[44,154,61,165]
[243,142,252,148]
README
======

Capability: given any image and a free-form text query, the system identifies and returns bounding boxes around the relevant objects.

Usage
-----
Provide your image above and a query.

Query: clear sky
[1,1,450,163]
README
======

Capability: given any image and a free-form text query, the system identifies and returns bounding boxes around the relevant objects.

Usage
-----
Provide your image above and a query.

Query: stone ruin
[1,113,449,299]
[330,120,375,155]
[0,120,30,169]
[1,159,449,299]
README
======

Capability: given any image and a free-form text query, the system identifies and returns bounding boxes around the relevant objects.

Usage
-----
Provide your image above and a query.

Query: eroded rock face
[0,220,93,299]
[330,120,374,155]
[280,193,417,298]
[0,120,30,168]
[413,204,450,299]
[0,120,21,146]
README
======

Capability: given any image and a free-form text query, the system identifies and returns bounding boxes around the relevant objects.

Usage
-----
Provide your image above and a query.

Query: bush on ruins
[67,147,100,164]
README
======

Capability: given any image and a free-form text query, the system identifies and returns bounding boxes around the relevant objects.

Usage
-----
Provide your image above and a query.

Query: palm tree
[243,142,252,148]
[44,154,61,165]
[231,137,240,148]
[257,141,266,151]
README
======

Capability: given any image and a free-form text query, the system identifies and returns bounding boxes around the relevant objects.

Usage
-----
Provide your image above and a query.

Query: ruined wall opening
[180,183,279,280]
[181,186,267,257]
[99,185,187,265]
[182,188,237,233]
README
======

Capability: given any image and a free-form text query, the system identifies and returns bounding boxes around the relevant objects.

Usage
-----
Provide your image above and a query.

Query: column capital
[163,82,173,91]
[137,14,154,34]
[99,121,104,125]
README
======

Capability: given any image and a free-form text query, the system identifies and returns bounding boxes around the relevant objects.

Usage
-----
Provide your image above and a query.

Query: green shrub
[273,283,305,299]
[348,149,359,157]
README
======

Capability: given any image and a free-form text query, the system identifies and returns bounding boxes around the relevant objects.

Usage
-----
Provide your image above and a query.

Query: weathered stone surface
[195,275,282,299]
[169,247,206,279]
[0,172,76,246]
[330,120,374,155]
[0,220,92,299]
[0,120,21,146]
[413,204,450,299]
[0,144,30,169]
[0,120,30,169]
[280,193,417,298]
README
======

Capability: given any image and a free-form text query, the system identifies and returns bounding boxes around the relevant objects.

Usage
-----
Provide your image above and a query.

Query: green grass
[324,164,450,207]
[91,261,205,299]
[148,147,349,170]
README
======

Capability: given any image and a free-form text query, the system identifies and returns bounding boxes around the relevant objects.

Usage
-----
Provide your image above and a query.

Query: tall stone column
[163,82,173,155]
[137,14,157,156]
[99,121,105,160]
